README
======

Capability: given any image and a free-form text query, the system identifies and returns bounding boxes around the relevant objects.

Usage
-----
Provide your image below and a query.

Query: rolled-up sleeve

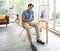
[21,11,25,18]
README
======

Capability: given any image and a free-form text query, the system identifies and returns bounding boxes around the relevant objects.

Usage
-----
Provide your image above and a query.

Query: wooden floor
[0,23,60,51]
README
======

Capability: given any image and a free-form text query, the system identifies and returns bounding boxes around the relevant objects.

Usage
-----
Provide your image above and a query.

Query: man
[22,3,45,51]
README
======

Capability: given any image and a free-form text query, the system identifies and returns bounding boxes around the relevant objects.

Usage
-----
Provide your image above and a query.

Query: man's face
[28,5,33,11]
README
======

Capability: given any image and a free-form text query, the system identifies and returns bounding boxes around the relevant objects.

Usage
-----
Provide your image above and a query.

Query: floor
[0,23,60,51]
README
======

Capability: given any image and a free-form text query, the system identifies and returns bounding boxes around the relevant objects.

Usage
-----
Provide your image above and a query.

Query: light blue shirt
[22,10,34,19]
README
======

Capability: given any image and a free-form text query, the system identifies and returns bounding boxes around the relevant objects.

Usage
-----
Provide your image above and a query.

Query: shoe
[31,45,37,51]
[37,40,45,45]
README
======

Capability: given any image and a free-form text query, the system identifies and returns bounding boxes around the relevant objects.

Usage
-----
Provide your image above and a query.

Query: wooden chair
[18,18,32,41]
[18,18,48,43]
[38,20,48,43]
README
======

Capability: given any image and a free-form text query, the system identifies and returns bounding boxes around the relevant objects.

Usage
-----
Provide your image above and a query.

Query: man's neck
[27,9,31,12]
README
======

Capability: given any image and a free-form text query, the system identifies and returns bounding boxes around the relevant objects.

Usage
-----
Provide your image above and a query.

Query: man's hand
[29,17,34,21]
[22,17,34,22]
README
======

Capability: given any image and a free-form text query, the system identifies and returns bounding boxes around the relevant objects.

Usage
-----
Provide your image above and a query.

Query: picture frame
[38,5,50,21]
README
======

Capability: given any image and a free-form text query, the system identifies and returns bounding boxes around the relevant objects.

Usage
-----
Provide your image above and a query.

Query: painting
[38,5,50,21]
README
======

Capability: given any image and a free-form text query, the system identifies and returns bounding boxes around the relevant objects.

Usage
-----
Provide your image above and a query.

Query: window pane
[0,0,8,15]
[56,0,60,24]
[55,0,60,32]
[49,0,54,29]
[40,0,43,5]
[9,0,26,22]
[44,0,47,5]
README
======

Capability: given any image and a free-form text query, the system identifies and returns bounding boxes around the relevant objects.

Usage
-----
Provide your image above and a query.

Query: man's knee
[24,25,30,29]
[34,24,38,28]
[25,27,30,30]
[35,24,38,27]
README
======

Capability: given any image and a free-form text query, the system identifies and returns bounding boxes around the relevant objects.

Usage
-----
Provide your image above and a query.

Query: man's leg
[22,22,37,51]
[29,23,40,40]
[29,22,45,45]
[22,23,33,45]
[25,26,33,45]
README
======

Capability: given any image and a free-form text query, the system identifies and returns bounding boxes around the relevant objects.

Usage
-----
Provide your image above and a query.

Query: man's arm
[22,11,29,22]
[29,16,34,21]
[22,18,29,22]
[30,11,34,21]
[28,11,34,22]
[22,17,34,22]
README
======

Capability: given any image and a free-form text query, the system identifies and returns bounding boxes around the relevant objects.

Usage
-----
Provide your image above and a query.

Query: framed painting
[38,5,50,21]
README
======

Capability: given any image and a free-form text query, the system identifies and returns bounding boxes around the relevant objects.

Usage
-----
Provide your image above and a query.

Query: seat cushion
[0,19,4,21]
[0,15,5,20]
[0,20,7,24]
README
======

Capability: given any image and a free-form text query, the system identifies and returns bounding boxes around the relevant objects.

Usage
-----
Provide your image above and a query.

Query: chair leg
[40,28,42,32]
[19,29,25,36]
[23,35,27,41]
[19,27,32,41]
[46,22,48,43]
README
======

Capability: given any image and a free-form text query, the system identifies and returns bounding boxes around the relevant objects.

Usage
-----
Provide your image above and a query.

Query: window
[55,0,60,32]
[49,0,54,29]
[0,0,8,15]
[9,0,26,15]
[9,0,26,22]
